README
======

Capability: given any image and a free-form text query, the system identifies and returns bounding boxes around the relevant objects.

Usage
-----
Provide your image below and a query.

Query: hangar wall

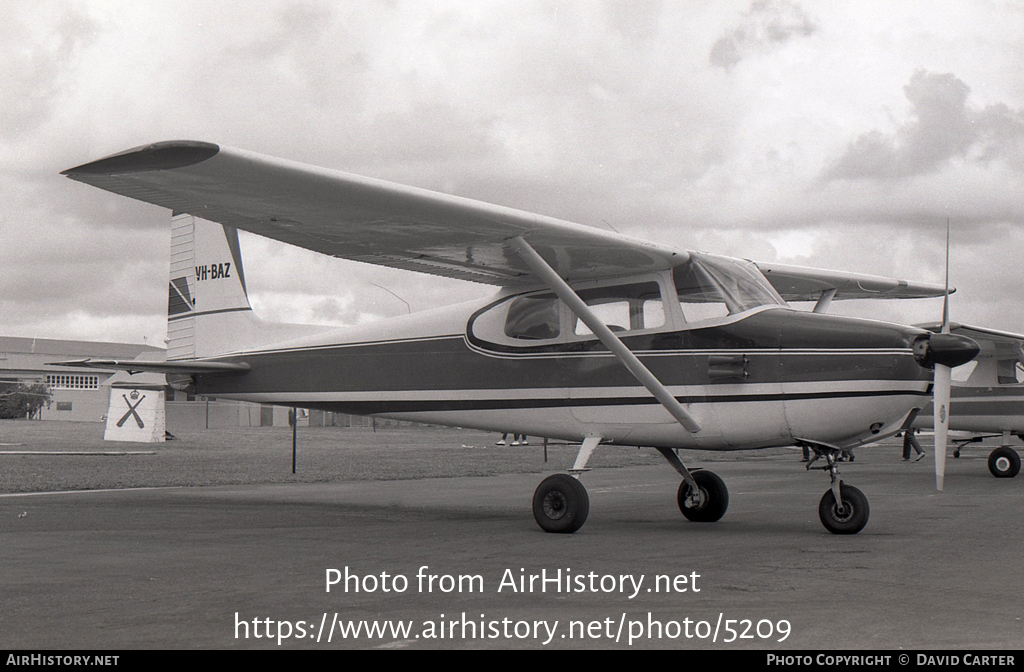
[0,336,160,422]
[164,400,398,431]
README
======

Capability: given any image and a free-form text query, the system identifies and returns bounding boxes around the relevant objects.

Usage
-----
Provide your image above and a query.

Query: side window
[504,294,560,340]
[469,279,668,350]
[575,301,630,335]
[643,297,666,331]
[573,282,664,336]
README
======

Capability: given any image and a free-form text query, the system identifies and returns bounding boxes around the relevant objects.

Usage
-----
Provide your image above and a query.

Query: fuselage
[194,295,933,451]
[915,385,1024,434]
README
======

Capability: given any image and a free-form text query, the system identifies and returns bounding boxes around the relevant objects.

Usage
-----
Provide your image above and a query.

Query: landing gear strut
[657,447,729,523]
[532,436,599,533]
[800,440,870,535]
[532,439,731,533]
[677,470,729,522]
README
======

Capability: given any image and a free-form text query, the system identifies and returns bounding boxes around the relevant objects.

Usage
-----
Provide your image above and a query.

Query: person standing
[902,430,926,461]
[497,432,529,446]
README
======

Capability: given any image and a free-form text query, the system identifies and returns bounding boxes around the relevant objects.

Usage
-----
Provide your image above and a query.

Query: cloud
[0,4,98,143]
[825,70,1024,181]
[709,0,817,70]
[5,1,1024,343]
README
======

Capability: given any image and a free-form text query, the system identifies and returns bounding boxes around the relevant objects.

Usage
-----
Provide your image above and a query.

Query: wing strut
[812,288,837,314]
[509,236,702,434]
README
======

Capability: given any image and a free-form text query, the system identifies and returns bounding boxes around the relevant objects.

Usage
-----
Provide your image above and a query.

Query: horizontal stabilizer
[49,359,250,375]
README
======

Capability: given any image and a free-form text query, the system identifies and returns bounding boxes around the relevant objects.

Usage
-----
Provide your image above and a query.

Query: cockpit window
[674,252,786,324]
[504,294,560,340]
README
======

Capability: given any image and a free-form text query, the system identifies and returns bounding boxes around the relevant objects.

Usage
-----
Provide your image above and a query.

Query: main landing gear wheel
[988,446,1021,478]
[818,482,869,535]
[533,474,590,533]
[677,470,729,522]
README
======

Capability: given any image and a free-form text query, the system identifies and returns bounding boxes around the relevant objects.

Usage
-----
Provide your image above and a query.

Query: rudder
[167,214,259,359]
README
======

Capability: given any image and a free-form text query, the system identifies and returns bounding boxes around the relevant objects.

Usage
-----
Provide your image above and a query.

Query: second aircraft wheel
[677,470,729,522]
[818,482,869,535]
[988,446,1021,478]
[533,474,590,533]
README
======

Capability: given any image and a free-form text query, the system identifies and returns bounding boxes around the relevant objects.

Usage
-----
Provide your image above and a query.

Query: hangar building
[0,336,161,422]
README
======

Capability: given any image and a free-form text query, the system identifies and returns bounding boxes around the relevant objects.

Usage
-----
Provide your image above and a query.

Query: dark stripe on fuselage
[196,309,930,400]
[196,337,921,394]
[920,386,1024,415]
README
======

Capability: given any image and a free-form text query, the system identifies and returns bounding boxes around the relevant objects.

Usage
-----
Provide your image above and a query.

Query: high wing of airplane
[906,323,1024,478]
[754,262,956,312]
[56,140,980,535]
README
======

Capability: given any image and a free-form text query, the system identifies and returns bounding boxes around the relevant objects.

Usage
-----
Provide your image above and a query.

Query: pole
[292,407,297,474]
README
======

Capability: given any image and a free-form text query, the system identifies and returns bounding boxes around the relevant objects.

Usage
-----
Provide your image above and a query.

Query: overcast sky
[2,0,1023,346]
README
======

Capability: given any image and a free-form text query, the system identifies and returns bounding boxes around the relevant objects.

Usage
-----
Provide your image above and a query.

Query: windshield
[674,252,787,321]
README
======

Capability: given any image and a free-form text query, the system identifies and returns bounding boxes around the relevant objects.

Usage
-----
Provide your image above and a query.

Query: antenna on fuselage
[368,282,411,314]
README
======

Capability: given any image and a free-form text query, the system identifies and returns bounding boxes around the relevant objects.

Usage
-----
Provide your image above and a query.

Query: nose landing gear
[800,440,870,535]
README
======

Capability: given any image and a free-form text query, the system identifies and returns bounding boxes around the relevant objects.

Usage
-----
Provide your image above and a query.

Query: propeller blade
[941,217,951,335]
[934,363,951,490]
[935,217,952,490]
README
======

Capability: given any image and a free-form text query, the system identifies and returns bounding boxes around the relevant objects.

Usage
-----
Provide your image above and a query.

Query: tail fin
[167,214,323,359]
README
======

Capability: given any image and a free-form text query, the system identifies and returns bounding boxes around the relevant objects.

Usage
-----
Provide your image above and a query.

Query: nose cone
[913,333,981,369]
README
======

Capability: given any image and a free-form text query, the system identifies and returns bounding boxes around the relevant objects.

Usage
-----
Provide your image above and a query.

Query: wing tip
[61,140,220,176]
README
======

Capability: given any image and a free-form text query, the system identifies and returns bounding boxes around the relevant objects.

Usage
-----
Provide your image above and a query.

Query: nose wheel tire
[818,482,869,534]
[677,470,729,522]
[533,474,590,533]
[988,446,1021,478]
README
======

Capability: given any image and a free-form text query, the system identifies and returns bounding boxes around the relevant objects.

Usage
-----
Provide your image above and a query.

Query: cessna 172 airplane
[56,141,980,535]
[907,324,1024,479]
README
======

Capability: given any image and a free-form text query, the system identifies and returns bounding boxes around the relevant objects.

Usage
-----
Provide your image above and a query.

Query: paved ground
[1,422,1022,650]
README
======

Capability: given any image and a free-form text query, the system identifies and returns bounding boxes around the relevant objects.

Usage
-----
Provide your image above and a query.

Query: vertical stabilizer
[167,214,261,359]
[167,214,328,359]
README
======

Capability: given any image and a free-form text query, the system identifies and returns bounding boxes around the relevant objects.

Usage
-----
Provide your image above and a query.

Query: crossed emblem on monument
[116,390,146,428]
